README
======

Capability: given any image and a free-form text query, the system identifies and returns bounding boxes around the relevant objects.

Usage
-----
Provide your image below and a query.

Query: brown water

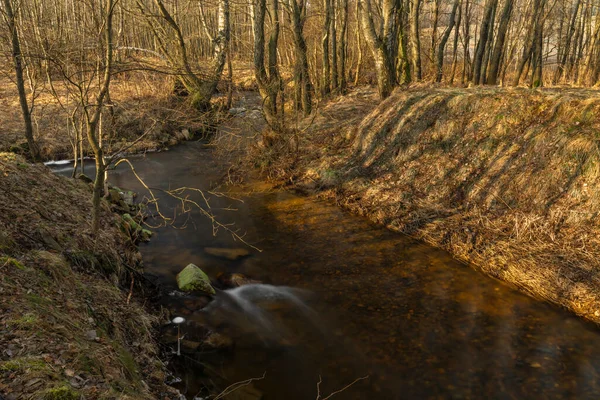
[53,141,600,399]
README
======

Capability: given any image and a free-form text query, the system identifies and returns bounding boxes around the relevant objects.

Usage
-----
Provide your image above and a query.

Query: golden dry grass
[0,72,216,161]
[284,85,600,323]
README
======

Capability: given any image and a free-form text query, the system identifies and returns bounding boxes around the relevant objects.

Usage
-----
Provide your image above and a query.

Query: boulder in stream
[176,263,216,295]
[204,247,250,260]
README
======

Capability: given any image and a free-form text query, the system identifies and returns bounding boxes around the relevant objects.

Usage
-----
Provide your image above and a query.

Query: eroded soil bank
[282,86,600,324]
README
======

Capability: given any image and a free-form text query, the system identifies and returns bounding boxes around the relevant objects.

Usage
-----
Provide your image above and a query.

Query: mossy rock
[176,264,215,295]
[44,385,80,400]
[108,188,122,204]
[120,214,152,243]
[76,173,93,184]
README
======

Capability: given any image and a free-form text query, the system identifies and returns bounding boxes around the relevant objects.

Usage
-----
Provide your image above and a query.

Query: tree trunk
[3,0,41,161]
[330,0,338,91]
[354,0,363,85]
[397,0,411,84]
[472,0,497,84]
[435,0,459,82]
[430,0,440,65]
[339,0,349,92]
[409,0,422,80]
[360,0,398,98]
[487,0,514,84]
[554,0,580,84]
[87,0,115,234]
[287,0,313,114]
[449,0,462,83]
[322,0,332,95]
[252,0,283,131]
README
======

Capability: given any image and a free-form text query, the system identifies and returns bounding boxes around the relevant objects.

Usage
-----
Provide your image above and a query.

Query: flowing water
[53,139,600,399]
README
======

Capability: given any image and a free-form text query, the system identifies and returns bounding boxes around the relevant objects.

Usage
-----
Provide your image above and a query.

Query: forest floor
[261,84,600,324]
[0,153,183,399]
[0,71,250,162]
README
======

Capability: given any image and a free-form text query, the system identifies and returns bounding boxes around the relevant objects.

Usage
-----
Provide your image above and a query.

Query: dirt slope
[0,153,178,399]
[291,86,600,323]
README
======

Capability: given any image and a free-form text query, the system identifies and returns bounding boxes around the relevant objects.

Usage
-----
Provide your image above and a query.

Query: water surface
[55,141,600,399]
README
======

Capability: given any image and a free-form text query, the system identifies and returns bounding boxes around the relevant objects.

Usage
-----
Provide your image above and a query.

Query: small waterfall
[202,284,318,344]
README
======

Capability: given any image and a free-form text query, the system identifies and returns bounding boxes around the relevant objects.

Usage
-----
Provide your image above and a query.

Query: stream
[51,134,600,400]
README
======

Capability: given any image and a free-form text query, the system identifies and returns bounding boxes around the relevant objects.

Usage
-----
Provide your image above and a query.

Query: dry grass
[0,153,180,399]
[0,72,217,161]
[282,85,600,323]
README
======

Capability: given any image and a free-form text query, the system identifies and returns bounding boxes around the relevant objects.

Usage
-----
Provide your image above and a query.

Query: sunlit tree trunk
[487,0,514,84]
[339,0,349,92]
[252,0,283,131]
[409,0,422,80]
[330,0,338,91]
[360,0,399,98]
[322,0,332,95]
[553,0,580,84]
[472,0,497,84]
[285,0,312,114]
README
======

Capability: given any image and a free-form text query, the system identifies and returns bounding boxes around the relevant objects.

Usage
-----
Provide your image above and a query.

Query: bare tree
[252,0,283,131]
[1,0,40,161]
[360,0,401,98]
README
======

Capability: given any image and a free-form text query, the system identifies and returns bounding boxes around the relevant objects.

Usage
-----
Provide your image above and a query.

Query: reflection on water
[53,142,600,399]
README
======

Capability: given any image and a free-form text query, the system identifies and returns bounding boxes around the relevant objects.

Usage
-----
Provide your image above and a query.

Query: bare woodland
[2,0,600,230]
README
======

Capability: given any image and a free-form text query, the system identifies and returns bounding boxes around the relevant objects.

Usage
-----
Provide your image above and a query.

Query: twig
[126,272,134,305]
[212,372,267,400]
[316,375,370,400]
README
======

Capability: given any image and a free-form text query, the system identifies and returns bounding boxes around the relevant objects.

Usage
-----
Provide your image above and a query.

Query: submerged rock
[176,264,215,295]
[204,247,250,260]
[203,332,233,349]
[180,340,201,353]
[217,272,261,288]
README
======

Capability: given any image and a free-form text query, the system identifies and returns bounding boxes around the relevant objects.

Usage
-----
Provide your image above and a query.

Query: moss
[176,263,215,294]
[0,357,47,372]
[26,293,51,306]
[8,312,39,328]
[76,354,102,376]
[43,386,80,400]
[121,214,152,243]
[0,360,21,372]
[0,256,26,270]
[116,345,141,384]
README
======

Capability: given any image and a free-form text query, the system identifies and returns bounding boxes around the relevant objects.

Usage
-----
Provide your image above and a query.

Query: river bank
[0,75,223,163]
[0,152,182,399]
[273,85,600,324]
